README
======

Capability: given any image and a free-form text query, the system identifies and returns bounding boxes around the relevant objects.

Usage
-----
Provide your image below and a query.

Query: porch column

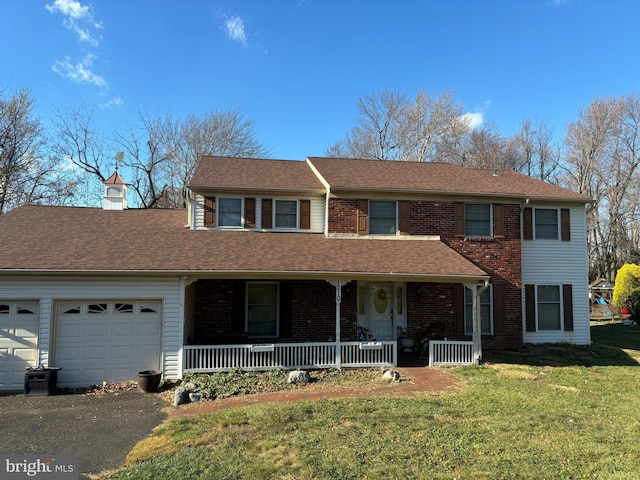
[464,281,489,364]
[328,280,350,370]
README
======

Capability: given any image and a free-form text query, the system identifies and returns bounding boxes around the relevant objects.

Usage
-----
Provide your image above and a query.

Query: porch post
[464,283,479,364]
[328,280,350,370]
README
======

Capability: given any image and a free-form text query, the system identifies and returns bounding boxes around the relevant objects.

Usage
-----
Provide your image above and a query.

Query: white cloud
[52,54,107,88]
[224,16,248,47]
[102,96,124,109]
[460,112,485,130]
[46,0,102,46]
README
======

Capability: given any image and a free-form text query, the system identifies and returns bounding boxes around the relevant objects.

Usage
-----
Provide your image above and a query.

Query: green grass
[108,323,640,480]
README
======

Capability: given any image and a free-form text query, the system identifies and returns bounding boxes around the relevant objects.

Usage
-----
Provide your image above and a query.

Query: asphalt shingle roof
[0,205,486,280]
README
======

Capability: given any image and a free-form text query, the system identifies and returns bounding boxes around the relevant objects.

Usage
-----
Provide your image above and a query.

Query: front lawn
[107,323,640,479]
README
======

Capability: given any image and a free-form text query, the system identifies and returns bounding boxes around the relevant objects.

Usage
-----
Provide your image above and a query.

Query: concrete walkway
[170,366,460,418]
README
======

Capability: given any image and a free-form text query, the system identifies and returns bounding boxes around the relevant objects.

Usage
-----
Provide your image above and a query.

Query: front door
[367,283,395,340]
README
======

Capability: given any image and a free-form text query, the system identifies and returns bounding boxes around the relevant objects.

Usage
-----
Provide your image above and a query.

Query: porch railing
[428,340,476,366]
[183,341,397,373]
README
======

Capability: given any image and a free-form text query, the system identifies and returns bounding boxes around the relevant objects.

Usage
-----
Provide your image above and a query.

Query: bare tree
[0,87,75,213]
[512,119,561,182]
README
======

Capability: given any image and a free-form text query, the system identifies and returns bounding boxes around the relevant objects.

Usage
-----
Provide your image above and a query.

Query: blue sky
[2,0,640,162]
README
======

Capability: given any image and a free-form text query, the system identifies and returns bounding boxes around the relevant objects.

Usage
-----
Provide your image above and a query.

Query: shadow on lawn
[483,322,640,367]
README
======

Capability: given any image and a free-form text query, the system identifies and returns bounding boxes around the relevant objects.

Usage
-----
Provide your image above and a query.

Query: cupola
[103,171,128,210]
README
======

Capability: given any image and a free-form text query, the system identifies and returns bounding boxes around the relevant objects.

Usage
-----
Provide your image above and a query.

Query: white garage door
[0,301,39,391]
[55,301,162,387]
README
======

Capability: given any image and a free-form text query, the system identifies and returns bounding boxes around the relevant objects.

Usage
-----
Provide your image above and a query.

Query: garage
[0,301,39,391]
[54,300,162,387]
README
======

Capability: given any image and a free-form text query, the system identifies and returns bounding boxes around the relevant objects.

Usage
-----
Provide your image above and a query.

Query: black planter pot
[137,370,162,392]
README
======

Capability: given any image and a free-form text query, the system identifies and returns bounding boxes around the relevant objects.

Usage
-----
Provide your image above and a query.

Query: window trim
[245,281,280,338]
[534,208,560,240]
[536,284,562,331]
[274,199,299,229]
[464,203,492,238]
[464,285,493,335]
[369,200,398,235]
[217,196,244,228]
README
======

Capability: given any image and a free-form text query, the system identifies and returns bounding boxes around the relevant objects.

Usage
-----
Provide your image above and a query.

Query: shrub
[612,263,640,307]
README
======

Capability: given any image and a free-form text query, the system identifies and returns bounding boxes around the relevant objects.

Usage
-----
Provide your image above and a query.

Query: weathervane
[115,152,124,171]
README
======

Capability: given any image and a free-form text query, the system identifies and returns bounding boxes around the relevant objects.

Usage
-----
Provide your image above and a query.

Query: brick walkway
[169,367,460,419]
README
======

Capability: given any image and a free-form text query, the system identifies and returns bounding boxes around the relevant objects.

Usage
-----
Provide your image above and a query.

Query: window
[537,285,561,330]
[247,282,278,337]
[115,303,134,314]
[275,200,297,228]
[0,304,9,314]
[465,204,491,237]
[218,198,242,227]
[370,201,396,234]
[535,209,558,239]
[464,286,492,335]
[88,303,108,314]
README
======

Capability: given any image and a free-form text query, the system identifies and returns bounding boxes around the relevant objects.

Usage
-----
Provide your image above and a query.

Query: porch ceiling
[0,206,487,283]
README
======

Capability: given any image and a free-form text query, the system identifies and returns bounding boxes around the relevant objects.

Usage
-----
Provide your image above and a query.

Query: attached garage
[0,301,39,391]
[54,300,162,387]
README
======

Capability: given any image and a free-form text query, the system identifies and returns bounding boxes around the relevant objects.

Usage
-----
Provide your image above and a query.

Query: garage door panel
[56,301,162,387]
[0,305,39,390]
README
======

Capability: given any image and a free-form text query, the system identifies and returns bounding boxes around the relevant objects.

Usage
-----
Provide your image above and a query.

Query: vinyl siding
[521,205,590,344]
[193,194,324,232]
[0,277,183,380]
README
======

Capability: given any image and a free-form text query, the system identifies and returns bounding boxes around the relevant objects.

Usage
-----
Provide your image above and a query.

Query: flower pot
[137,370,162,392]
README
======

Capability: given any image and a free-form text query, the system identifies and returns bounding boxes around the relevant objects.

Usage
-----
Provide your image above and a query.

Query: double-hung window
[535,209,558,240]
[464,286,493,335]
[275,200,297,228]
[246,282,279,337]
[369,201,397,235]
[218,198,242,227]
[537,285,561,330]
[465,204,491,237]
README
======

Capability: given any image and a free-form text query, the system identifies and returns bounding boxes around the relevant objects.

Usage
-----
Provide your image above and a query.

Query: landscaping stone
[174,388,189,406]
[288,370,310,384]
[189,392,204,403]
[382,370,401,382]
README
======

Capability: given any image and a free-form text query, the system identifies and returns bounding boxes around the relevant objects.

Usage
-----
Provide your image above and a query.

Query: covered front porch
[181,274,489,373]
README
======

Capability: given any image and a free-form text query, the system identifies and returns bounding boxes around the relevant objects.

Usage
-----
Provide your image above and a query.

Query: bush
[612,264,640,307]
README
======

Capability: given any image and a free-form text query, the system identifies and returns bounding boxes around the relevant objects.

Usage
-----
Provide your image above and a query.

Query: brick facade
[193,200,523,349]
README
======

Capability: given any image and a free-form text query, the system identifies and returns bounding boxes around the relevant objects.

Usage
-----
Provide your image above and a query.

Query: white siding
[0,277,183,380]
[521,205,590,345]
[192,193,325,232]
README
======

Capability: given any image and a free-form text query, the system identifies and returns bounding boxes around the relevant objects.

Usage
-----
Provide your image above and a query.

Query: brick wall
[328,198,358,234]
[193,279,358,343]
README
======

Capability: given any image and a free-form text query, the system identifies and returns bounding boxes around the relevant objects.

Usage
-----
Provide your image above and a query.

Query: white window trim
[273,198,299,230]
[245,281,280,338]
[535,284,563,331]
[369,200,398,235]
[533,208,560,240]
[464,285,493,335]
[465,203,493,238]
[217,196,244,228]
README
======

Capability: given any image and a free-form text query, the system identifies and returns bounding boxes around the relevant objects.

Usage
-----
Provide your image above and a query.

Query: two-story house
[0,156,591,390]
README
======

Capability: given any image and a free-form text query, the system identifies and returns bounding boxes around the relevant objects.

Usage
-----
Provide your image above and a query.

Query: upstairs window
[275,200,297,228]
[369,201,397,235]
[218,198,242,227]
[535,209,558,239]
[465,204,491,237]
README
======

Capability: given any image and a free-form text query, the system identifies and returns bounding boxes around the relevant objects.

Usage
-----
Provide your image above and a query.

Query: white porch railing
[183,341,397,372]
[428,340,476,366]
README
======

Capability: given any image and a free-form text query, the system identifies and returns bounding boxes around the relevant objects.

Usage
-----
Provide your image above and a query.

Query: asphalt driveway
[0,390,168,479]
